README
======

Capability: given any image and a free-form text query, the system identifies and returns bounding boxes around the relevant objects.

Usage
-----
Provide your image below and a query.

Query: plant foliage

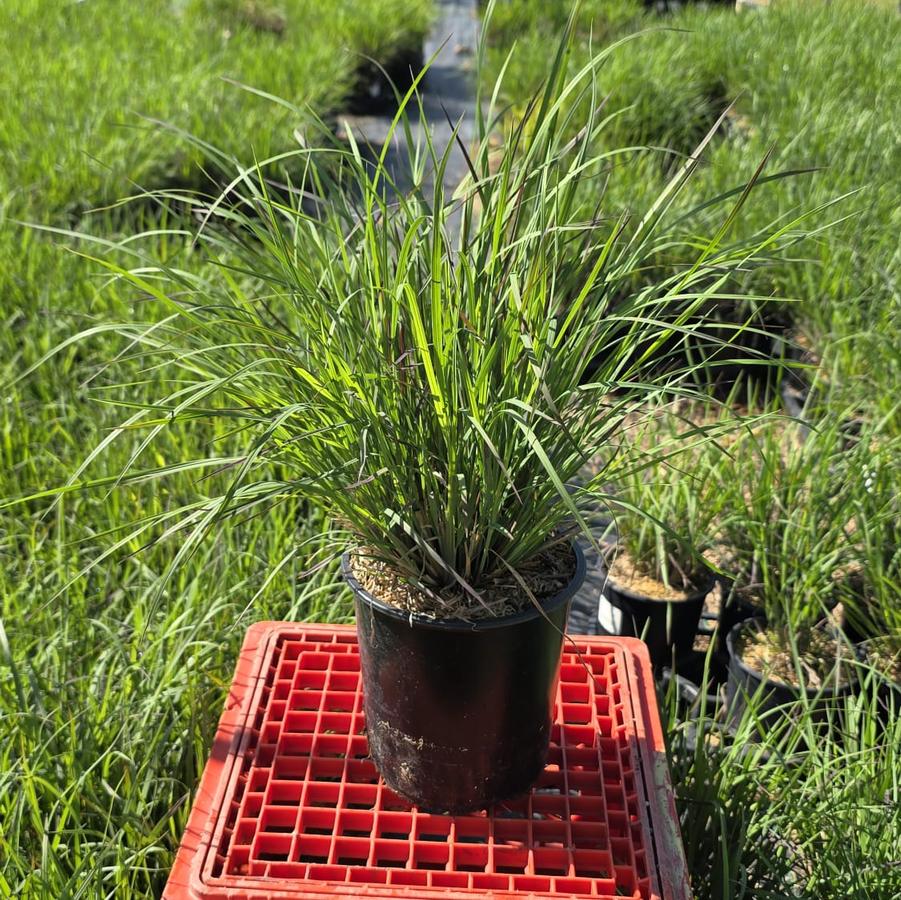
[32,17,821,615]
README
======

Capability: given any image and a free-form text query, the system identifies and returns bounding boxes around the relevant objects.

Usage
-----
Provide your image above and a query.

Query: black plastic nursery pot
[344,44,424,115]
[661,666,721,722]
[725,620,854,735]
[342,544,586,814]
[597,557,714,671]
[714,584,759,664]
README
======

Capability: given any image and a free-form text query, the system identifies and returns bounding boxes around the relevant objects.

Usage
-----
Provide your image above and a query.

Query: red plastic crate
[165,623,689,899]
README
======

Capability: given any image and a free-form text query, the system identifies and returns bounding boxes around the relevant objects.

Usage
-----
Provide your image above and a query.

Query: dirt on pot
[349,542,577,621]
[735,627,857,689]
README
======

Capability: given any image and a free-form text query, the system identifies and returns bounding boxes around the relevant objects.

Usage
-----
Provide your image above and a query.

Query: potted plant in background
[597,406,728,670]
[39,27,816,812]
[704,387,802,664]
[721,420,859,734]
[835,433,901,722]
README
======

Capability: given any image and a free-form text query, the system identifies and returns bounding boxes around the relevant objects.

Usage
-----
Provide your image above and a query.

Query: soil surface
[865,636,901,684]
[735,626,857,689]
[605,547,710,601]
[349,542,577,621]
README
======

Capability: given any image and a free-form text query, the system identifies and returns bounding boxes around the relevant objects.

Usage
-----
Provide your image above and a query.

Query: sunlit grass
[0,2,898,898]
[0,0,431,217]
[0,2,428,896]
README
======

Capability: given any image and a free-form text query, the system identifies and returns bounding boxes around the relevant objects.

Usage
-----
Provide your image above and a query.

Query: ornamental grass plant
[834,428,901,684]
[667,661,901,898]
[1,4,897,897]
[716,414,860,685]
[26,20,830,621]
[605,406,732,593]
[716,418,817,622]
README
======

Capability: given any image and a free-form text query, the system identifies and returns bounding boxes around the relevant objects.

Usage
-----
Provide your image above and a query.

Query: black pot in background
[597,556,714,671]
[344,45,424,116]
[343,544,586,814]
[661,665,721,722]
[725,620,855,736]
[714,581,760,665]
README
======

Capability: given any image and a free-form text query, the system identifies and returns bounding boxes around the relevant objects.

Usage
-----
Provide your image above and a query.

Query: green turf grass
[1,3,899,897]
[0,2,429,895]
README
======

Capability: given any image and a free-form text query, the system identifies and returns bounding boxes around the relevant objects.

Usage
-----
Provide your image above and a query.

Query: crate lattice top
[166,623,689,900]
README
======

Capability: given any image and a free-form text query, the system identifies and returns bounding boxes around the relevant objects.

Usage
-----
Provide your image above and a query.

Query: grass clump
[669,677,901,898]
[717,417,851,632]
[713,413,864,686]
[606,405,732,593]
[47,23,824,620]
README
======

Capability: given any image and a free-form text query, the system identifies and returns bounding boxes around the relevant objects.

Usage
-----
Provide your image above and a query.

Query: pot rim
[342,541,586,632]
[600,548,716,606]
[726,618,855,697]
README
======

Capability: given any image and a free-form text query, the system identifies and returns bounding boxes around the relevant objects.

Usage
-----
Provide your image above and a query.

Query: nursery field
[1,1,900,898]
[0,2,430,897]
[481,4,901,896]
